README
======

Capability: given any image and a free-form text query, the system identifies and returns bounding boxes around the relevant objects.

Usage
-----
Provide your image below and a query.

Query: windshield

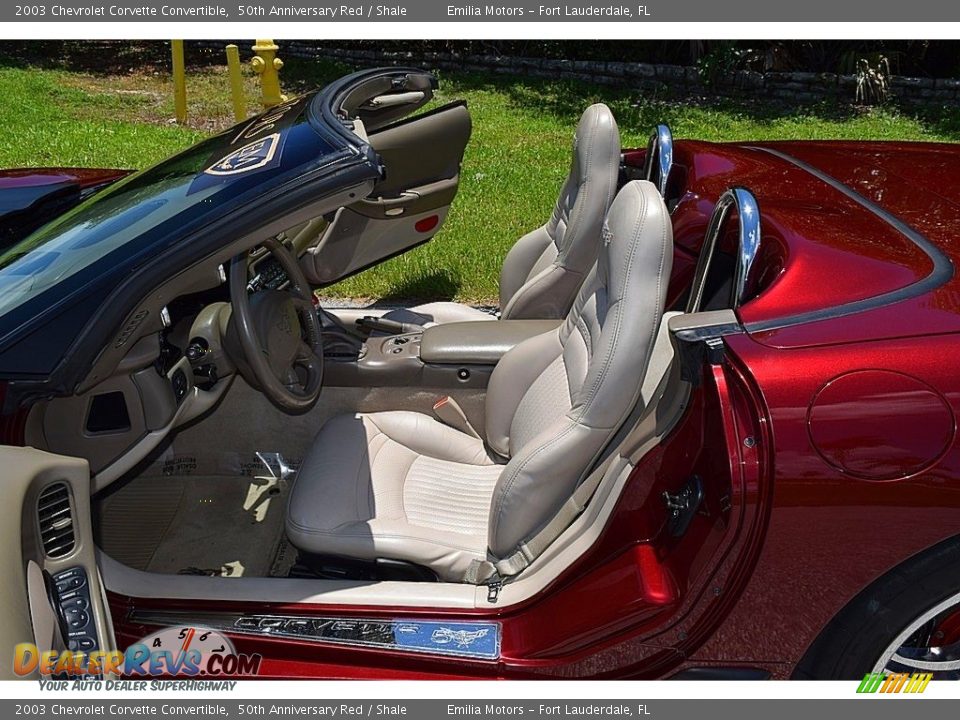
[0,165,218,317]
[0,132,244,319]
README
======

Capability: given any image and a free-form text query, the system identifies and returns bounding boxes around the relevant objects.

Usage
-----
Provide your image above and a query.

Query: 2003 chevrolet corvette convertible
[1,67,960,680]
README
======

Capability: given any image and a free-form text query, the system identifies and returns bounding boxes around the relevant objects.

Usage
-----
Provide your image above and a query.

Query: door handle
[356,191,420,217]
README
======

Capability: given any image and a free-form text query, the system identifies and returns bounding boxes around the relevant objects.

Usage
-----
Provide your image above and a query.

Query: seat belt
[432,396,481,439]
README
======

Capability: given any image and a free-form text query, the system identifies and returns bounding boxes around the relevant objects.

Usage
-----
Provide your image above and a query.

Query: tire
[794,535,960,679]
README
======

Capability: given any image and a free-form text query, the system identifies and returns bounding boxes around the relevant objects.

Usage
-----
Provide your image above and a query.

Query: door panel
[368,101,471,197]
[300,102,472,286]
[0,447,116,679]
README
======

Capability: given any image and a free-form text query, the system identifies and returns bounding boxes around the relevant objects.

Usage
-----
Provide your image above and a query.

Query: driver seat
[285,180,673,582]
[359,103,621,328]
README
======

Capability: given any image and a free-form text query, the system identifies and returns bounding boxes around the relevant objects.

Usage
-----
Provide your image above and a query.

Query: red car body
[5,138,960,679]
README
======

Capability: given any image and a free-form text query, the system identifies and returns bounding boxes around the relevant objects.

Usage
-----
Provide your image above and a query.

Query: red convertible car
[1,68,959,681]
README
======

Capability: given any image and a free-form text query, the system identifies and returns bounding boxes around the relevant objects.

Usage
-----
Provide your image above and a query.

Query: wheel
[794,536,960,679]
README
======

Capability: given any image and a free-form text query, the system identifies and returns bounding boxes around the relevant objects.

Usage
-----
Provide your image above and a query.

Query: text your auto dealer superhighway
[50,4,229,16]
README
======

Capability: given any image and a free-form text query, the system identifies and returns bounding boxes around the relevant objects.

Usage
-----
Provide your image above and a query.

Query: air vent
[114,309,149,348]
[37,483,76,558]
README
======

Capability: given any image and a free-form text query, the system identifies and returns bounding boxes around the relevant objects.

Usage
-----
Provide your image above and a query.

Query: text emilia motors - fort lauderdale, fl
[15,2,651,18]
[446,4,647,15]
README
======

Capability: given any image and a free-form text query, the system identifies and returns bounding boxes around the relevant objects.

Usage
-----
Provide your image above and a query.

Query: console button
[61,596,89,611]
[68,636,95,652]
[171,368,188,403]
[55,576,85,594]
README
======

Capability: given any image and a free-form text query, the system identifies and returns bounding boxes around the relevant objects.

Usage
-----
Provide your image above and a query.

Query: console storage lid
[419,319,561,365]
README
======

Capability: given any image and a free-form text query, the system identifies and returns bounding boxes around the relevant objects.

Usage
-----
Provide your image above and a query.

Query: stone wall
[203,41,960,107]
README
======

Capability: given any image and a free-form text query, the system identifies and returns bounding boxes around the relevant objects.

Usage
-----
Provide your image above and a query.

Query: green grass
[0,66,207,167]
[1,56,959,303]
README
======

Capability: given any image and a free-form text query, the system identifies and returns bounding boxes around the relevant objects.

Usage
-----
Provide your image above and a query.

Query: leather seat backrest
[484,180,673,557]
[497,103,621,321]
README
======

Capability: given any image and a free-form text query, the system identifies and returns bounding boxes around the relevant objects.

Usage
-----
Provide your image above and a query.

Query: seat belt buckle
[433,396,481,439]
[486,580,503,603]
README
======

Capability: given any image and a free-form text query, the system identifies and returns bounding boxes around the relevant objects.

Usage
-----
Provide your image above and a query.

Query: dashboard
[21,217,330,495]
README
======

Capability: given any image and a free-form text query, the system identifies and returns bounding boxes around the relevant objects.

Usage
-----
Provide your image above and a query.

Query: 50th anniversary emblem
[204,134,282,176]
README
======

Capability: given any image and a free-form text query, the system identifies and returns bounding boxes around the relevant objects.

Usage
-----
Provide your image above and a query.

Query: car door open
[300,92,472,286]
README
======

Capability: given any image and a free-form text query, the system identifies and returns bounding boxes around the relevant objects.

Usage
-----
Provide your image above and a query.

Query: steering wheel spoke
[292,296,317,315]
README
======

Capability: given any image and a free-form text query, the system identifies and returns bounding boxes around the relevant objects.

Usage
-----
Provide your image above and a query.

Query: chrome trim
[873,589,960,677]
[643,123,673,196]
[686,187,761,313]
[130,610,501,661]
[745,146,954,334]
[671,323,744,343]
[733,189,761,305]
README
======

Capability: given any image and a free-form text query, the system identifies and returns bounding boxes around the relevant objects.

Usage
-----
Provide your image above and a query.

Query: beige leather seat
[286,180,673,582]
[376,103,621,327]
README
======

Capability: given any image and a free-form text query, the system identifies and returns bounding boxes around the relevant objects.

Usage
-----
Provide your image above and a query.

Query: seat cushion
[285,411,503,581]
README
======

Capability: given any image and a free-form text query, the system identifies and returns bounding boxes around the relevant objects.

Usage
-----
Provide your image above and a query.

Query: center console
[322,319,561,389]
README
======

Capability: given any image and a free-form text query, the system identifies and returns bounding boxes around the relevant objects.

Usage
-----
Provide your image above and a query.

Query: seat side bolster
[287,517,490,583]
[557,103,622,275]
[488,420,607,557]
[500,263,585,321]
[498,224,556,312]
[484,329,564,457]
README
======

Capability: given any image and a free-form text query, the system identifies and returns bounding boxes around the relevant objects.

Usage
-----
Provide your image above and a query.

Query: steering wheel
[229,237,324,414]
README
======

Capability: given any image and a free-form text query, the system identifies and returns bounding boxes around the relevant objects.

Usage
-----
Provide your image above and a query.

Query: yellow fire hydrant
[250,39,286,109]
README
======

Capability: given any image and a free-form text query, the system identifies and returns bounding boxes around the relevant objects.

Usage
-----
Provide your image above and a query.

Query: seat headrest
[559,103,621,268]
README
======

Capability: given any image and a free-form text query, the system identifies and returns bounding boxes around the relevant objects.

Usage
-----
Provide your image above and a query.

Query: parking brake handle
[356,315,421,335]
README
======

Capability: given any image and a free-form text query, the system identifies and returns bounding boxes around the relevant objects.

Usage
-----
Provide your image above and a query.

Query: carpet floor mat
[94,474,291,578]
